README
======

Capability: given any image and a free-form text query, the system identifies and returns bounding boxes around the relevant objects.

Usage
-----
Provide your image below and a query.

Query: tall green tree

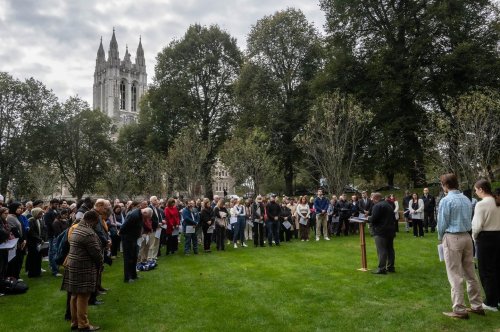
[0,72,59,197]
[238,8,322,194]
[319,0,499,186]
[151,24,242,198]
[50,97,114,199]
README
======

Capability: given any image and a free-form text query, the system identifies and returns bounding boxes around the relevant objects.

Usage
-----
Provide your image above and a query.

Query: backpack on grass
[1,277,29,294]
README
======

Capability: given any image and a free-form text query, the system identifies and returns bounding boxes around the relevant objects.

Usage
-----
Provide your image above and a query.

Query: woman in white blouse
[472,179,500,311]
[295,196,311,241]
[408,193,424,237]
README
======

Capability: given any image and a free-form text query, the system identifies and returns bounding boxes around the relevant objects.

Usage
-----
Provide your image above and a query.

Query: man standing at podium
[367,193,396,274]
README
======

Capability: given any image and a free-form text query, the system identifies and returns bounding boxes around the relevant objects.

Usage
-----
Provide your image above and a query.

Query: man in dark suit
[120,207,152,283]
[421,188,436,233]
[368,193,396,274]
[358,191,373,216]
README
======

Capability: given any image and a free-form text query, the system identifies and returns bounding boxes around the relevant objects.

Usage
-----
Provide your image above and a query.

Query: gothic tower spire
[108,27,120,65]
[135,35,145,67]
[96,36,105,64]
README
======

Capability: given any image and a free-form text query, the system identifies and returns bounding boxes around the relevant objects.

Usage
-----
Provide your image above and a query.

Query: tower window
[131,83,137,112]
[120,81,126,110]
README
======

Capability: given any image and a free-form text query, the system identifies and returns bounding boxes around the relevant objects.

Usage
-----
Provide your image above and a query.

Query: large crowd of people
[0,176,499,329]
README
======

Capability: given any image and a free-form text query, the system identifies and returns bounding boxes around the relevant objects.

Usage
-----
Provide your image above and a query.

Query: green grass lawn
[2,227,500,332]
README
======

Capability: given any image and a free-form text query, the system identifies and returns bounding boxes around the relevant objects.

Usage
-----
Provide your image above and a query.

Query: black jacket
[336,200,352,219]
[368,200,396,237]
[200,207,214,228]
[267,202,281,220]
[120,209,143,240]
[358,198,373,214]
[421,194,436,213]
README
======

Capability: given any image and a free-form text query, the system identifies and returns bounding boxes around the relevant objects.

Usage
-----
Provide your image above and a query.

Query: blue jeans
[48,237,59,275]
[184,233,198,254]
[266,221,280,245]
[233,217,246,244]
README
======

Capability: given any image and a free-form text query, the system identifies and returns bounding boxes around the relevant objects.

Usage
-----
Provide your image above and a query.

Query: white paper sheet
[230,217,238,224]
[155,228,162,239]
[185,226,195,234]
[207,226,215,234]
[0,238,18,250]
[283,221,292,229]
[247,220,254,227]
[299,217,308,225]
[172,228,179,236]
[438,244,444,262]
[8,247,16,262]
[137,237,143,246]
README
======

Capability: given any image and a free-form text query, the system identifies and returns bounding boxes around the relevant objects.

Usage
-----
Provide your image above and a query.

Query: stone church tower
[93,29,147,125]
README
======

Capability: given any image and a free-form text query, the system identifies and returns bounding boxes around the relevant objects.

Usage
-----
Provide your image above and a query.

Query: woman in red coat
[163,198,180,255]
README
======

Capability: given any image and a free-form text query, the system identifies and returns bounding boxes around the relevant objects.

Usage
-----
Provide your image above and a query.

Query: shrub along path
[1,229,499,331]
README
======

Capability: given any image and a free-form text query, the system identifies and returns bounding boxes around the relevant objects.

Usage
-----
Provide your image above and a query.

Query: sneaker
[54,273,62,277]
[316,238,320,241]
[325,237,330,241]
[41,268,46,273]
[242,243,248,247]
[482,303,499,312]
[233,243,238,249]
[301,239,304,242]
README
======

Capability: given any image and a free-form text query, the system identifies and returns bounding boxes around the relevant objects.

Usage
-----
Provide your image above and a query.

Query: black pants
[26,244,42,278]
[122,236,138,281]
[110,233,121,257]
[413,219,424,237]
[202,226,212,251]
[0,249,8,280]
[337,217,349,236]
[166,234,178,254]
[374,235,395,271]
[279,223,292,242]
[423,211,435,232]
[6,248,25,279]
[253,222,265,247]
[215,225,226,250]
[477,231,500,307]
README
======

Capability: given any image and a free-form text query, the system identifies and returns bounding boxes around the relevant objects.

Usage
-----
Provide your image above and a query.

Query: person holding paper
[296,196,311,241]
[472,179,500,312]
[182,201,199,255]
[0,207,13,282]
[280,201,293,242]
[213,200,228,251]
[26,208,44,278]
[120,207,151,283]
[437,173,484,319]
[164,198,180,255]
[367,193,396,275]
[200,198,214,253]
[148,196,163,261]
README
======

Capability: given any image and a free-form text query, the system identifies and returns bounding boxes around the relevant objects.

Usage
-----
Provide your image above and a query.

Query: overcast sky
[0,0,325,104]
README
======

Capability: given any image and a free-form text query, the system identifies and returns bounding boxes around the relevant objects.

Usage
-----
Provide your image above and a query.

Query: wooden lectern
[349,216,369,271]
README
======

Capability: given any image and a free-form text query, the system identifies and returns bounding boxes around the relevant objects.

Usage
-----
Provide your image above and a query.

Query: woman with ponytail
[472,179,500,312]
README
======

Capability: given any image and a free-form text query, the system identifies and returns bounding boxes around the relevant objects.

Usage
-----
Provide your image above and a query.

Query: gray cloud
[0,0,325,103]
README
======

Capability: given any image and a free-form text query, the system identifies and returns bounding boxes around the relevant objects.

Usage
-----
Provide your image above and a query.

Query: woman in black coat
[200,198,214,253]
[26,208,44,278]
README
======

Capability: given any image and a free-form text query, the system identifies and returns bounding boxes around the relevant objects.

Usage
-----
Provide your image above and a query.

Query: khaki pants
[442,233,483,313]
[148,232,160,260]
[316,213,328,239]
[70,292,91,328]
[139,233,151,262]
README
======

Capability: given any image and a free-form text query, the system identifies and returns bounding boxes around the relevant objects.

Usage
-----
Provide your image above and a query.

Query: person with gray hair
[367,192,396,274]
[120,207,152,283]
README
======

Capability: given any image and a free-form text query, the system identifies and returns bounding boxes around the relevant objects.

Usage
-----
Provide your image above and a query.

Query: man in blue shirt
[314,189,330,241]
[438,173,484,319]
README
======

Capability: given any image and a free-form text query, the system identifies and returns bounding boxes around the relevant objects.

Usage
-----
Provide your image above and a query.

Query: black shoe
[71,326,78,330]
[372,269,387,275]
[89,300,104,305]
[387,268,396,273]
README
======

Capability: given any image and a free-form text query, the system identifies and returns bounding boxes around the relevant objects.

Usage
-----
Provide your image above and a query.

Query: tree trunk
[202,161,214,200]
[284,162,294,196]
[386,173,395,187]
